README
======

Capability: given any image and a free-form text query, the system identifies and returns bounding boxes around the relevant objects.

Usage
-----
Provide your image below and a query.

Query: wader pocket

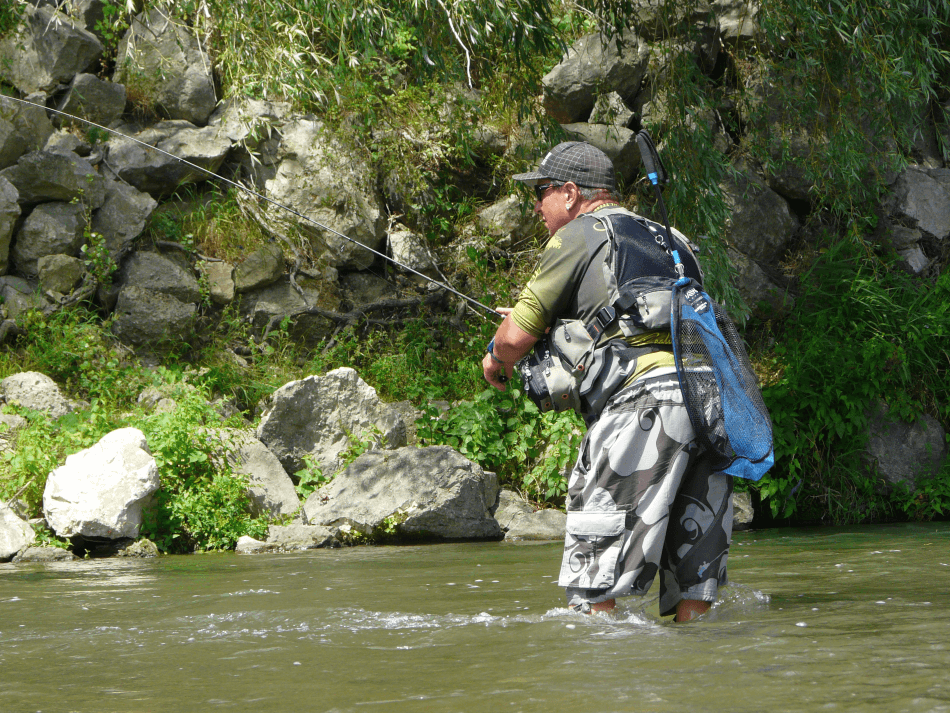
[558,510,627,589]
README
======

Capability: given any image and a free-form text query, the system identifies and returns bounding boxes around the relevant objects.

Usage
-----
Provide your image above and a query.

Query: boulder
[0,413,28,454]
[764,132,816,203]
[732,491,754,530]
[238,280,311,331]
[86,537,159,558]
[494,490,566,541]
[12,201,87,276]
[720,165,800,264]
[0,5,103,94]
[45,130,91,157]
[266,524,339,550]
[0,177,20,274]
[198,260,234,305]
[589,91,636,128]
[104,121,231,197]
[726,247,794,320]
[12,546,78,563]
[113,6,216,125]
[57,74,127,127]
[0,500,35,560]
[111,286,197,348]
[0,275,49,320]
[865,403,947,492]
[388,227,438,284]
[91,179,158,262]
[234,535,271,554]
[339,271,398,307]
[474,194,541,249]
[303,446,502,540]
[0,95,56,170]
[257,367,410,477]
[543,31,651,124]
[118,251,201,304]
[238,278,339,342]
[222,430,300,519]
[54,0,108,38]
[713,0,760,46]
[233,243,284,293]
[37,254,85,295]
[1,371,75,419]
[236,531,339,554]
[208,97,293,145]
[0,150,105,207]
[43,427,159,539]
[207,97,291,190]
[631,0,720,74]
[249,118,386,270]
[897,245,929,274]
[887,166,950,240]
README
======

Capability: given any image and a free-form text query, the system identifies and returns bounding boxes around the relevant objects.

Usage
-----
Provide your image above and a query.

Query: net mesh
[672,283,773,476]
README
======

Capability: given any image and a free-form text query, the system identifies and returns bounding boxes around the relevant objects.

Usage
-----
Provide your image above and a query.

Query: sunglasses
[534,181,564,201]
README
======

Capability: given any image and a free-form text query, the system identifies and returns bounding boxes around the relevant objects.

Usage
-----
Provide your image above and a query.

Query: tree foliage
[195,0,565,112]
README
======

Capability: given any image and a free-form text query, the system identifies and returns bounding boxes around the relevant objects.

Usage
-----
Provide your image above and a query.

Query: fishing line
[0,94,504,318]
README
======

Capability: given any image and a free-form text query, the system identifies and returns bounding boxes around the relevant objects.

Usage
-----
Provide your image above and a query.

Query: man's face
[533,181,573,236]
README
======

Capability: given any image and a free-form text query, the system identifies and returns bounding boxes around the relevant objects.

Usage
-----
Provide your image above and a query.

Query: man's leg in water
[584,598,708,620]
[559,375,733,620]
[675,599,710,621]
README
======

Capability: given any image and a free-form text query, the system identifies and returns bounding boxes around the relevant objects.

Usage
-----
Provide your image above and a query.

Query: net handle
[635,130,688,286]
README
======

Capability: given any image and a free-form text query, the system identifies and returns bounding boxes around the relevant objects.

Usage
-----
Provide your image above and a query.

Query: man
[482,142,733,622]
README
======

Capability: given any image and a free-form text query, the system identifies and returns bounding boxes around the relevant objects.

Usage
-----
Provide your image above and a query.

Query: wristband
[487,338,505,364]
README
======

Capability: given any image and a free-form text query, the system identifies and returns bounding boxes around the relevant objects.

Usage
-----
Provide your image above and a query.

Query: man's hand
[483,352,514,392]
[482,308,539,391]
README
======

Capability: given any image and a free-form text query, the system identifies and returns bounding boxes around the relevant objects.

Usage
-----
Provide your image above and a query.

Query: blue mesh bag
[635,130,773,480]
[671,280,773,480]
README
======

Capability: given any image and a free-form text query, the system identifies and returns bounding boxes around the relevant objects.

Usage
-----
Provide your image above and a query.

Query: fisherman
[482,142,733,622]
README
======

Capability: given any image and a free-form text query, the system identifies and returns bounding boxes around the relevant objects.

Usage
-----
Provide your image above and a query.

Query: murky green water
[1,522,948,713]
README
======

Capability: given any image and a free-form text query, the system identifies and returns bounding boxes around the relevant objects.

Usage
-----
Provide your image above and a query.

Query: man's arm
[482,311,539,391]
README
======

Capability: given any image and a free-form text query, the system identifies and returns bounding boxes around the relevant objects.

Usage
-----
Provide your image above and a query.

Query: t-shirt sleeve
[509,224,589,337]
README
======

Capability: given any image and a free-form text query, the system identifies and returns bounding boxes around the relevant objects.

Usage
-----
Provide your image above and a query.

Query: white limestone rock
[43,428,159,539]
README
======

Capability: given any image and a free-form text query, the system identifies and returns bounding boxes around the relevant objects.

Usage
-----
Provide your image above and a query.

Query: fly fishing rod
[0,94,505,318]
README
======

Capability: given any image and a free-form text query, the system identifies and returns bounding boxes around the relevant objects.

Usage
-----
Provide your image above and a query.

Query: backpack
[517,208,774,481]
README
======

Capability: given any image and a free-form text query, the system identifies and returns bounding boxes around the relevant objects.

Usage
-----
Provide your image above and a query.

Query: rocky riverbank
[0,0,947,544]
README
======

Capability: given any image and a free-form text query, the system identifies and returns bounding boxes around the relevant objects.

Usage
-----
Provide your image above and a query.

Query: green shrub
[758,238,950,522]
[140,390,267,552]
[0,308,148,409]
[416,381,582,503]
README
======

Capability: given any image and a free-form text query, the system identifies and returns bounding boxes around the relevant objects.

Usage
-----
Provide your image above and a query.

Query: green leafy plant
[3,308,146,408]
[140,390,267,552]
[80,229,118,287]
[92,0,132,52]
[0,0,24,39]
[416,381,582,503]
[339,425,385,469]
[294,454,328,500]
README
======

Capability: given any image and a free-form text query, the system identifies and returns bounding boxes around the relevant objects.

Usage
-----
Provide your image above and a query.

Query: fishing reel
[516,341,580,413]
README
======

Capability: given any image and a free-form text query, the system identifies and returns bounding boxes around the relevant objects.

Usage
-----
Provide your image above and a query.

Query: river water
[1,522,948,713]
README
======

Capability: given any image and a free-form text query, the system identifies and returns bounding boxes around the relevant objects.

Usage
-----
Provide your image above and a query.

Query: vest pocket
[558,510,627,589]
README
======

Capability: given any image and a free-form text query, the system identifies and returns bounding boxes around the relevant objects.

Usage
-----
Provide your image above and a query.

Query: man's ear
[564,182,581,211]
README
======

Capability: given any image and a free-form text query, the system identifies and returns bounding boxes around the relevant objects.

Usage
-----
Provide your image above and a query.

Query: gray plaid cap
[512,141,616,191]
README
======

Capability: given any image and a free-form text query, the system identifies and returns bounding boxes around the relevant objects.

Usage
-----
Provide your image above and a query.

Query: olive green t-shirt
[510,205,676,385]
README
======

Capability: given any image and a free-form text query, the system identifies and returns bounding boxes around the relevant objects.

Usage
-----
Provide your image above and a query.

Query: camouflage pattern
[559,369,733,616]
